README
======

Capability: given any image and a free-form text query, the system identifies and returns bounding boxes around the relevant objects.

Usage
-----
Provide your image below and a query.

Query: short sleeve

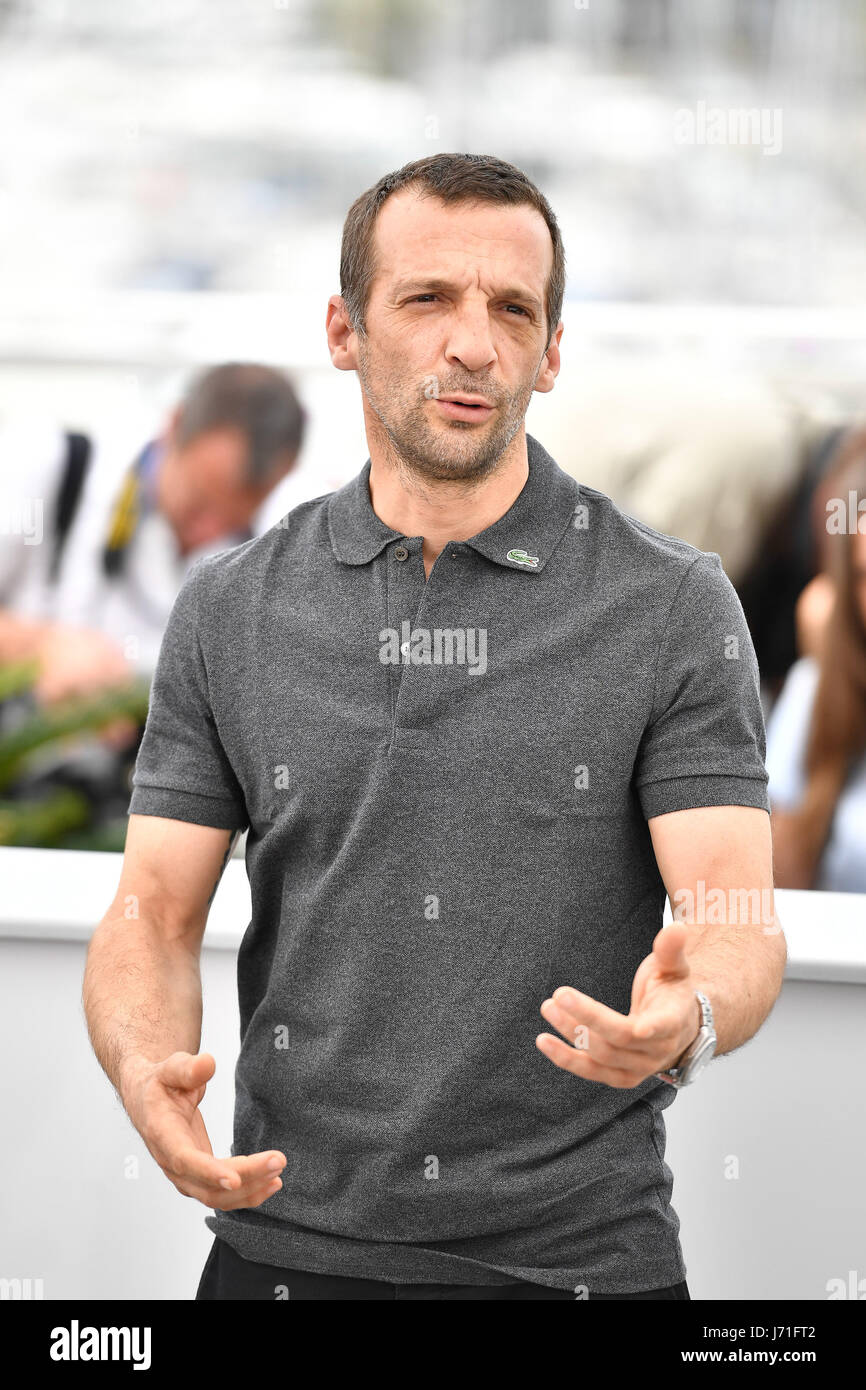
[763,657,820,810]
[127,558,249,830]
[634,552,771,819]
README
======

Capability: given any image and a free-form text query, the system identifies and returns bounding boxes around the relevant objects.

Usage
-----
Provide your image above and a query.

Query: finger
[544,989,651,1052]
[535,1033,647,1089]
[172,1147,287,1193]
[213,1151,288,1194]
[196,1175,284,1211]
[155,1133,239,1191]
[539,998,672,1070]
[651,923,692,979]
[630,1007,687,1043]
[157,1051,216,1091]
[234,1177,285,1211]
[173,1168,282,1207]
[150,1108,286,1191]
[211,1171,284,1210]
[174,1173,283,1211]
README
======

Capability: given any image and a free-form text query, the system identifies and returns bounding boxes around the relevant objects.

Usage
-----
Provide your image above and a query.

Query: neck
[367,428,530,578]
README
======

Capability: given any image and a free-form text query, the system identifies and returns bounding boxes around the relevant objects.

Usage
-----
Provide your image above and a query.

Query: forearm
[682,919,787,1057]
[82,911,204,1100]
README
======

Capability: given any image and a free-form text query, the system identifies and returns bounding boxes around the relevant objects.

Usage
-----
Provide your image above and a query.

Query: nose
[443,298,498,375]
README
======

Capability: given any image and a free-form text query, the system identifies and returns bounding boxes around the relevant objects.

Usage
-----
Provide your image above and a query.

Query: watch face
[686,1034,716,1081]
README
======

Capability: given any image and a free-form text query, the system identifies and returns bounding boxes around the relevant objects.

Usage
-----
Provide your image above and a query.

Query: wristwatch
[655,991,716,1088]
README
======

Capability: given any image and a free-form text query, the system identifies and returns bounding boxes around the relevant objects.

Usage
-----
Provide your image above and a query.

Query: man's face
[156,426,293,555]
[351,190,561,484]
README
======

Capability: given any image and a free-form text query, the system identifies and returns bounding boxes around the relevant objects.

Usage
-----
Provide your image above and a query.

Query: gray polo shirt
[128,432,770,1293]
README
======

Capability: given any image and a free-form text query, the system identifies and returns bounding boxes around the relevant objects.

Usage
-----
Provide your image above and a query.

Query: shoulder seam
[646,553,708,727]
[186,557,215,713]
[576,482,710,561]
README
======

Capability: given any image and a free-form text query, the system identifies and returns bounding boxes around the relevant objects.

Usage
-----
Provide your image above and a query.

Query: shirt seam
[645,552,707,730]
[636,769,769,788]
[185,558,247,804]
[187,557,214,708]
[547,477,583,569]
[130,781,245,806]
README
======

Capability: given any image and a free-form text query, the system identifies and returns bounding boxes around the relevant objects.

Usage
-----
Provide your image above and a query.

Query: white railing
[1,844,863,981]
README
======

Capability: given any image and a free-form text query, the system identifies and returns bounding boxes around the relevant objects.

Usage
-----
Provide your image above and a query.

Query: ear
[534,321,563,395]
[326,295,360,373]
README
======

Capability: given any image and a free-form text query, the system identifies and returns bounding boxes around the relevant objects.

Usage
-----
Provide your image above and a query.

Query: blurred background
[0,0,864,888]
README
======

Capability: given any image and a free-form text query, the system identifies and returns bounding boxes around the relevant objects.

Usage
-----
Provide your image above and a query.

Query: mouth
[432,395,495,423]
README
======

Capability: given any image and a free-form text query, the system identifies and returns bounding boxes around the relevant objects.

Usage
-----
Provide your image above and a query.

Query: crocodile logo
[506,548,539,568]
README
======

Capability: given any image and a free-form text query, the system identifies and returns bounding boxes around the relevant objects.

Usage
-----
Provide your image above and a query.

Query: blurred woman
[766,436,866,891]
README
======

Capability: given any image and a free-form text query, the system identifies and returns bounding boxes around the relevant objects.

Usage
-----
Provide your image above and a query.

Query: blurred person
[85,153,785,1302]
[738,418,852,705]
[530,358,803,592]
[0,363,306,708]
[792,422,866,664]
[766,443,866,892]
[794,571,835,663]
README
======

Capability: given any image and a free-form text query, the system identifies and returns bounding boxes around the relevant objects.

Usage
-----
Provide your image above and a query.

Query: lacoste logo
[506,548,539,567]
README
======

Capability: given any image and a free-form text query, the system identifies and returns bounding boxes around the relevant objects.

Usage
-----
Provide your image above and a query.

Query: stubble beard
[356,338,538,490]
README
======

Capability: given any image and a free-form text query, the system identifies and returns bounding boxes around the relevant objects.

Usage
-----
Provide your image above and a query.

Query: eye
[406,295,530,317]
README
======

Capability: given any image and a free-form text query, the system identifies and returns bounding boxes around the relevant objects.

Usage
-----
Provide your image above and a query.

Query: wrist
[116,1052,156,1107]
[662,994,702,1072]
[686,991,702,1048]
[656,990,717,1087]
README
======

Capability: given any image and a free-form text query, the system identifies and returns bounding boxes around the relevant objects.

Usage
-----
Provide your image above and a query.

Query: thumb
[159,1050,216,1094]
[652,923,692,980]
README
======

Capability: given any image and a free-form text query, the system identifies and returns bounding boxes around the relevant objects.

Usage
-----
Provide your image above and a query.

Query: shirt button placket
[387,540,424,737]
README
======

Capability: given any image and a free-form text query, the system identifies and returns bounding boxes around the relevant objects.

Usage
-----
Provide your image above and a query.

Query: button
[394,545,409,561]
[400,641,411,656]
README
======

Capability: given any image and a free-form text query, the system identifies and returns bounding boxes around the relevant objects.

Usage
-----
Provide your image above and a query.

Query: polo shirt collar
[328,431,579,574]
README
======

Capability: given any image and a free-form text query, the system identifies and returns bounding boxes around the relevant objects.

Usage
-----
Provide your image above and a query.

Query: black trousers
[196,1236,690,1301]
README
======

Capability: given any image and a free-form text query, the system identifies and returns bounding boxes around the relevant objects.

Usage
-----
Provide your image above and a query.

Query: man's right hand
[120,1050,287,1210]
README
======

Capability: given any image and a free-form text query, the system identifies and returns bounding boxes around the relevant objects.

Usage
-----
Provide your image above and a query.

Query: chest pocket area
[478,740,635,822]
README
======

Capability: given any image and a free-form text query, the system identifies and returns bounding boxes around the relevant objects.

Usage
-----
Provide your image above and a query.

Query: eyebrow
[391,278,543,314]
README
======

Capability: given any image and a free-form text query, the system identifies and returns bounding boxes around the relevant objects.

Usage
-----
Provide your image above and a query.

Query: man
[0,362,305,703]
[83,154,786,1301]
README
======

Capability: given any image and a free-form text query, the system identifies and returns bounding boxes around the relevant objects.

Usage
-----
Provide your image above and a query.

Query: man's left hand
[536,923,702,1088]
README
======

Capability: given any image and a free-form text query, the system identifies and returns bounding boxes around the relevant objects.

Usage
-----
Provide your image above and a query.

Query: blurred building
[1,0,865,307]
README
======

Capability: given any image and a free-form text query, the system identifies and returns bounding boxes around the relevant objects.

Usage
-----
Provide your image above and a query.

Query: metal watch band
[655,989,715,1087]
